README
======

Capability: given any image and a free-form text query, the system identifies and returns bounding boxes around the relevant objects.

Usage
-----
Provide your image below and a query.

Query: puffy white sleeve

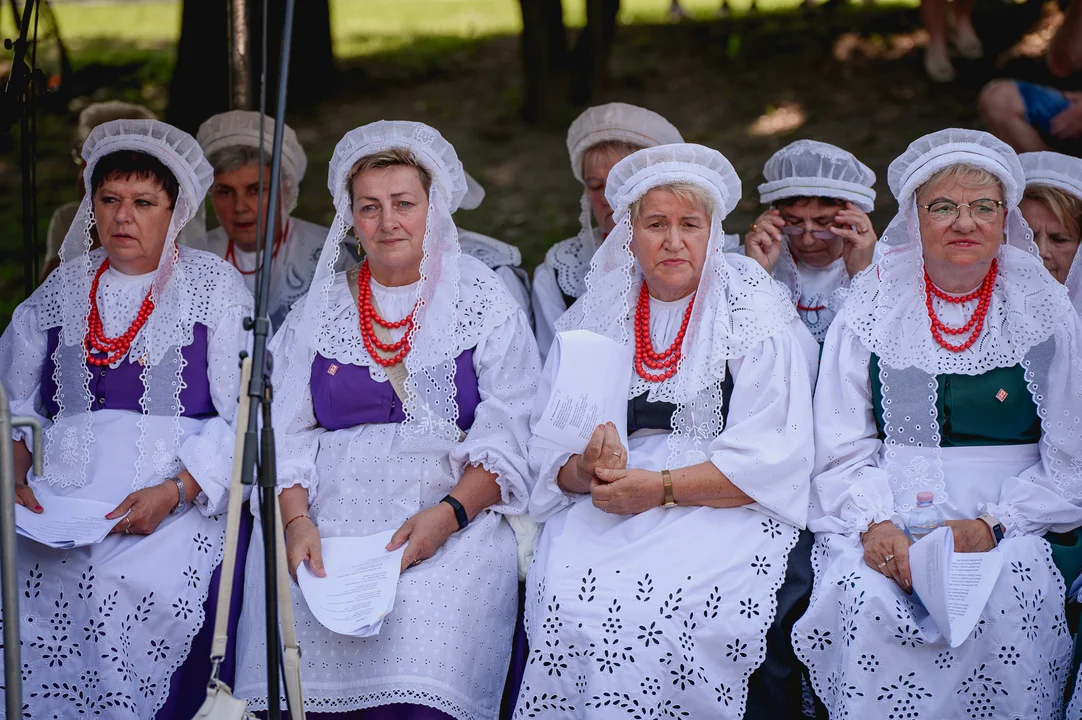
[525,352,577,522]
[494,266,533,324]
[807,317,897,537]
[0,298,50,447]
[178,301,252,516]
[709,322,814,529]
[985,318,1082,537]
[267,311,325,502]
[531,261,567,365]
[449,309,541,516]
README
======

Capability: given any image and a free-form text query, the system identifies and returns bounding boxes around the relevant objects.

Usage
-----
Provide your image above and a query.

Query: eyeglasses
[917,199,1003,225]
[780,225,838,241]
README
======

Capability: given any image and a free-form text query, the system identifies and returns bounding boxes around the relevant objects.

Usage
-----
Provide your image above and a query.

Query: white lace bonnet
[42,119,217,487]
[1020,150,1082,314]
[276,120,471,448]
[196,110,307,216]
[758,139,876,212]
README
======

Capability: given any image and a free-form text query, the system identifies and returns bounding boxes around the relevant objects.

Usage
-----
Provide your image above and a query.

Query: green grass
[25,0,918,61]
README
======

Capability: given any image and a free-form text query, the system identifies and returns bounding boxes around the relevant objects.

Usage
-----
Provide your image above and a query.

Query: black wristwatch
[441,494,469,531]
[978,513,1005,546]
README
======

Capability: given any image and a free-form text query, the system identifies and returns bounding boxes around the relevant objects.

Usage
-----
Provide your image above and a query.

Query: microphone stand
[239,0,295,717]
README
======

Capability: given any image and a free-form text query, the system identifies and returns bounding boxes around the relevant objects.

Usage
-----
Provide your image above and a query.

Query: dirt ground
[0,0,1075,322]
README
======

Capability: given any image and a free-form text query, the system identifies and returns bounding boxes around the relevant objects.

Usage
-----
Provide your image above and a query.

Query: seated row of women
[2,111,1082,720]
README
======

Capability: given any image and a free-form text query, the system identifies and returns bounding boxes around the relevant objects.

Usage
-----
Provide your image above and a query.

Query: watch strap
[661,470,676,508]
[441,494,469,530]
[978,513,1004,546]
[168,476,185,515]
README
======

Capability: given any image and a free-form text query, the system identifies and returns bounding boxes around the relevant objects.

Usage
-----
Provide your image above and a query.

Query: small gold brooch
[327,364,339,376]
[996,389,1008,402]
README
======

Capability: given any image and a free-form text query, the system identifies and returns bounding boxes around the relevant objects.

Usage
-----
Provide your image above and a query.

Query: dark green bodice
[869,355,1041,447]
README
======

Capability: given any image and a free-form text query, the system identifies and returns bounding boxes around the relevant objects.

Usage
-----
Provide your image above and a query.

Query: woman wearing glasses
[793,129,1082,718]
[745,140,879,342]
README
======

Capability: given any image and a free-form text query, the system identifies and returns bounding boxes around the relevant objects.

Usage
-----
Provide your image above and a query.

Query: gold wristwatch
[661,469,677,508]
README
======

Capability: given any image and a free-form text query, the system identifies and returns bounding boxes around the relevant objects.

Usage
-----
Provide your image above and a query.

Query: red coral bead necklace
[84,259,155,366]
[357,260,417,367]
[634,282,694,382]
[924,258,997,353]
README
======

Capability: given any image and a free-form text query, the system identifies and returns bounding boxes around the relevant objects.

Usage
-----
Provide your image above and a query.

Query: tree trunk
[518,0,569,124]
[570,0,620,105]
[518,0,620,123]
[168,0,337,133]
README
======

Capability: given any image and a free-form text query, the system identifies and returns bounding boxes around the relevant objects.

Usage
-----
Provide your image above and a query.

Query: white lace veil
[550,103,684,298]
[558,143,797,467]
[37,119,216,488]
[1020,150,1082,316]
[273,120,470,450]
[842,128,1082,511]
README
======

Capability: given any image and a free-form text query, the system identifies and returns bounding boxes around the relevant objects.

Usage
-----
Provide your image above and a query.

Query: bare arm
[669,461,753,508]
[592,460,753,514]
[1050,0,1082,77]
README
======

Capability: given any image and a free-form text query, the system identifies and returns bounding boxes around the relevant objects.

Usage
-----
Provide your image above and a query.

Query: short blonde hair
[582,140,644,180]
[915,163,1005,203]
[629,182,715,225]
[348,147,433,202]
[1023,184,1082,241]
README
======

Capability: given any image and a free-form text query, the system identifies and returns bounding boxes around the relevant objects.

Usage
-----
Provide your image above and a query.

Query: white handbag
[193,357,307,720]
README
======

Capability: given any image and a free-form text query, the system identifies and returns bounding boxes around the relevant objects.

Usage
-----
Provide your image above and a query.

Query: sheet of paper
[297,530,406,638]
[15,495,122,549]
[533,329,633,455]
[910,526,1002,648]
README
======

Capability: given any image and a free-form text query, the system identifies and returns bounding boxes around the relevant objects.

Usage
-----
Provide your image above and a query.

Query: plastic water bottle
[907,491,945,541]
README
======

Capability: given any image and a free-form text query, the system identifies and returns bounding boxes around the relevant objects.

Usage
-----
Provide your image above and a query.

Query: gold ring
[876,560,886,569]
[750,223,759,232]
[884,554,895,563]
[612,450,620,456]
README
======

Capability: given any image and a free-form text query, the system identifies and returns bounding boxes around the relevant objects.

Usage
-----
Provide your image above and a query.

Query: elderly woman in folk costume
[1019,151,1082,317]
[190,110,328,329]
[793,129,1082,718]
[0,120,253,718]
[532,103,683,361]
[233,121,540,719]
[745,140,880,343]
[515,144,815,719]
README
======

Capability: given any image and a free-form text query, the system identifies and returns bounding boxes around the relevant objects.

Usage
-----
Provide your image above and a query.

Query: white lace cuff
[984,502,1050,539]
[528,447,576,522]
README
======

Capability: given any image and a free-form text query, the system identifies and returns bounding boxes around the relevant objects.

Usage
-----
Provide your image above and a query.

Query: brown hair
[91,150,179,208]
[1023,184,1082,241]
[348,147,433,203]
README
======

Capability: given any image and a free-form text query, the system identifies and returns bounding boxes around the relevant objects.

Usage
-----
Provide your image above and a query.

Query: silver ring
[611,450,620,457]
[876,560,886,569]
